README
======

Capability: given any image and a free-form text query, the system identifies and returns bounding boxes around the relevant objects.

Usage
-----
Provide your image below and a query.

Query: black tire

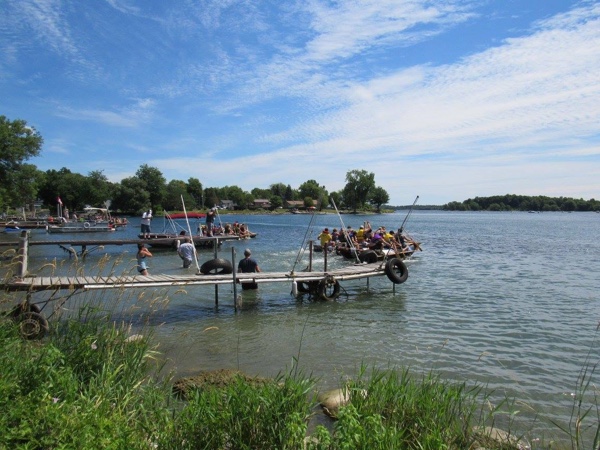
[200,258,233,275]
[17,311,49,340]
[358,250,378,264]
[9,302,41,318]
[318,277,341,301]
[385,258,408,284]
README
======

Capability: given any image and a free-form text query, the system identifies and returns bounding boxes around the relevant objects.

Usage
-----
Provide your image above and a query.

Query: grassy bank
[2,307,583,450]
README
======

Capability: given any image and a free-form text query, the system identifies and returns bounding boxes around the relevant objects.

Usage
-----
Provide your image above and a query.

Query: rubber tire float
[318,277,341,301]
[17,311,49,340]
[200,258,233,275]
[358,250,378,264]
[384,258,408,284]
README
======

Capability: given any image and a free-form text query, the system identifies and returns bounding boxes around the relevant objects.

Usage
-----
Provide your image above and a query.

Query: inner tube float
[318,276,340,301]
[385,258,408,284]
[358,250,378,264]
[200,258,233,275]
[83,222,91,229]
[17,311,49,340]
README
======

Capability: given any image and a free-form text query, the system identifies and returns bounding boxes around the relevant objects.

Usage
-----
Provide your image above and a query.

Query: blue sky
[1,0,599,205]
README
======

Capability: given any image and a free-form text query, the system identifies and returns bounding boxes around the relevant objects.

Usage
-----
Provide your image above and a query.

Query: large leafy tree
[0,115,43,209]
[135,164,166,210]
[187,177,203,209]
[164,179,194,211]
[82,170,112,208]
[10,164,44,212]
[111,177,150,213]
[38,168,87,211]
[369,186,390,213]
[221,185,248,209]
[342,169,375,212]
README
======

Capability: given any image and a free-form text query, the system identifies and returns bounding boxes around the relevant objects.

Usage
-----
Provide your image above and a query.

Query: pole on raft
[323,244,328,272]
[308,241,313,272]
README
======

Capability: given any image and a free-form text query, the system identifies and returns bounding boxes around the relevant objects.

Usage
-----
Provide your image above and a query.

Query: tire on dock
[200,258,233,275]
[385,258,408,284]
[358,250,378,264]
[16,311,49,340]
[318,276,341,301]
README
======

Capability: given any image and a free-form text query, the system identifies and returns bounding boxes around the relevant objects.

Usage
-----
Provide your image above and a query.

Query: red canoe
[168,212,207,219]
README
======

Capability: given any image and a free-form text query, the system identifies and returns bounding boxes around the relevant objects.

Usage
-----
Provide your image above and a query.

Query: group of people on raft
[198,221,253,239]
[316,222,419,257]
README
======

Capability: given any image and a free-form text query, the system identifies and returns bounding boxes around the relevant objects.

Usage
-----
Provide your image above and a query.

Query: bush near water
[2,306,561,450]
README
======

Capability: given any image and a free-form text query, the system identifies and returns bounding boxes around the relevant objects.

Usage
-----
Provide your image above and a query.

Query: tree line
[1,115,390,215]
[443,194,600,212]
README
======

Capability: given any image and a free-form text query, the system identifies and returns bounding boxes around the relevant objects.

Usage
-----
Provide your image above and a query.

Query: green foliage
[369,186,390,212]
[0,115,44,209]
[136,164,167,209]
[342,169,376,212]
[444,194,600,212]
[0,311,166,449]
[162,373,313,449]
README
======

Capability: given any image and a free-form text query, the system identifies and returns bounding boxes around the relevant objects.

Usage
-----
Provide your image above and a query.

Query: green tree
[303,196,314,208]
[82,170,112,208]
[204,187,220,209]
[251,188,271,200]
[284,184,295,201]
[187,177,203,209]
[10,164,44,212]
[111,177,150,213]
[342,169,375,212]
[330,191,342,210]
[298,179,322,200]
[369,186,389,213]
[135,164,166,210]
[221,185,247,209]
[0,116,44,209]
[269,195,283,209]
[164,180,193,211]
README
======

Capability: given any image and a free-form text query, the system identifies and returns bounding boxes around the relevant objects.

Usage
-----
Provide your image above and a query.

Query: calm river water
[7,210,600,442]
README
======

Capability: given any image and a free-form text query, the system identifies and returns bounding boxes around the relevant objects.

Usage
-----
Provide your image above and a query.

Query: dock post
[16,230,29,279]
[232,247,238,311]
[308,241,313,272]
[214,237,219,306]
[323,244,328,272]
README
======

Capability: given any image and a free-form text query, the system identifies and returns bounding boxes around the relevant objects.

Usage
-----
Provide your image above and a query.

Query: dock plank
[3,261,396,292]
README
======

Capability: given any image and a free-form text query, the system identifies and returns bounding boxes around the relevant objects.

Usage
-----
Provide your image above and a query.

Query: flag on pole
[57,197,63,206]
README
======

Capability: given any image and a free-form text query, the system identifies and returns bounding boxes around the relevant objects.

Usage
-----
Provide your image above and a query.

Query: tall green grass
[1,253,599,448]
[0,308,533,449]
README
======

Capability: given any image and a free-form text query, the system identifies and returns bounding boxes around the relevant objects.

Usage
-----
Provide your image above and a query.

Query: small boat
[139,233,239,249]
[47,222,116,233]
[169,212,207,219]
[47,207,119,233]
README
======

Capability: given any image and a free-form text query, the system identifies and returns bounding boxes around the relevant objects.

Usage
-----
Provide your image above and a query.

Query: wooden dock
[2,230,409,328]
[4,262,389,292]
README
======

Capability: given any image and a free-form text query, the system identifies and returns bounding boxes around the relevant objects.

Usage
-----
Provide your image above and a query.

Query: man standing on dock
[141,209,152,238]
[237,248,261,290]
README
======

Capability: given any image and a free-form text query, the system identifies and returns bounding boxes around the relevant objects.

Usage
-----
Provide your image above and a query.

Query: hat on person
[360,225,364,229]
[244,249,251,256]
